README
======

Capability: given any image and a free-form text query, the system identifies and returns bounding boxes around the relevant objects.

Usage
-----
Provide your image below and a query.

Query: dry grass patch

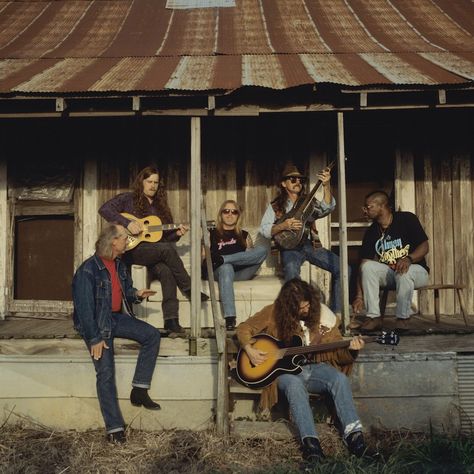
[2,424,474,473]
[0,425,307,473]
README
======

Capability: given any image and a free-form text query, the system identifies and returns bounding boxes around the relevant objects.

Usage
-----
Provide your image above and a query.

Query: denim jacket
[72,253,141,346]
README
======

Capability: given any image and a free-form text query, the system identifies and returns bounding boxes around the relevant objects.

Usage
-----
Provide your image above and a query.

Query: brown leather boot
[359,317,383,332]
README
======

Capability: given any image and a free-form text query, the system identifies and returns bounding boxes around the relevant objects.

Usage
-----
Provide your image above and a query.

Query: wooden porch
[1,313,474,436]
[1,312,474,347]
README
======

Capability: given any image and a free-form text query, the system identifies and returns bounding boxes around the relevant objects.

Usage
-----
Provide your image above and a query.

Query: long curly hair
[131,166,173,223]
[274,279,321,343]
[216,200,246,247]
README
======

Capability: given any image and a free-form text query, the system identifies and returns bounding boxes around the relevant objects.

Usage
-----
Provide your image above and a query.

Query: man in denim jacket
[72,223,161,443]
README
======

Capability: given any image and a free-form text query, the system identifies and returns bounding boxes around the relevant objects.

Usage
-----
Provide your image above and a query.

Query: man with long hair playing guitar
[99,166,207,336]
[260,163,347,317]
[236,279,370,465]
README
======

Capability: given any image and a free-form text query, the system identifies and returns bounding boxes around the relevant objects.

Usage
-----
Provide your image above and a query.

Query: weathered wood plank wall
[415,152,474,316]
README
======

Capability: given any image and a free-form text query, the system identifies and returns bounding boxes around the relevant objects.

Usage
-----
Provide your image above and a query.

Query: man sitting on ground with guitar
[260,163,346,315]
[236,279,369,464]
[99,166,207,336]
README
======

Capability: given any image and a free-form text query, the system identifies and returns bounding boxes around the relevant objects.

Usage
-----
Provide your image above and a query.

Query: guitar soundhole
[144,220,150,225]
[145,233,151,239]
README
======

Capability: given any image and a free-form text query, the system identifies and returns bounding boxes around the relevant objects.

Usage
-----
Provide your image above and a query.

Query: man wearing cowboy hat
[260,163,345,314]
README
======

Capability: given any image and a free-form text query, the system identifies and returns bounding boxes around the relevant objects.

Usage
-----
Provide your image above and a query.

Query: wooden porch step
[228,378,262,395]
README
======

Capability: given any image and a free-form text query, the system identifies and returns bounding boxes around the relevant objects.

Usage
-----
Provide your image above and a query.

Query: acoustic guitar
[273,161,336,250]
[121,213,215,251]
[234,331,399,389]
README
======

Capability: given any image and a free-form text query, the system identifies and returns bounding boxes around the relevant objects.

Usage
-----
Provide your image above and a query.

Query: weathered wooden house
[1,0,474,436]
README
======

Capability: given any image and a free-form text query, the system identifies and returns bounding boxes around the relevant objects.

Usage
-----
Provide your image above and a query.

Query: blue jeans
[361,260,429,319]
[278,363,362,441]
[281,241,347,313]
[214,245,267,318]
[128,242,191,321]
[86,312,161,433]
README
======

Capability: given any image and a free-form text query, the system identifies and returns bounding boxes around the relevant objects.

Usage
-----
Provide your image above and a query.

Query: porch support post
[0,161,7,318]
[336,112,350,331]
[190,117,202,340]
[82,160,99,262]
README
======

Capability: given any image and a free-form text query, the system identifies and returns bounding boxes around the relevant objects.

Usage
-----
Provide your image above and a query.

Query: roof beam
[438,89,446,105]
[55,98,66,112]
[132,96,141,111]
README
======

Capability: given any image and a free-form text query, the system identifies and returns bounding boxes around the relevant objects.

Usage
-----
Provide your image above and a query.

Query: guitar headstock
[375,331,400,346]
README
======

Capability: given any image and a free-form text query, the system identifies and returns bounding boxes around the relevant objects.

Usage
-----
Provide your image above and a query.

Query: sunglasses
[222,208,239,215]
[362,204,376,211]
[284,176,307,184]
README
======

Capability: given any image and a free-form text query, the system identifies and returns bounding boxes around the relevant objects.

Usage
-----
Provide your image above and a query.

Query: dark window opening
[14,216,74,301]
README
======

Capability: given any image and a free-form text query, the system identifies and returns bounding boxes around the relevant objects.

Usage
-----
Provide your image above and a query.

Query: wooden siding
[415,152,474,316]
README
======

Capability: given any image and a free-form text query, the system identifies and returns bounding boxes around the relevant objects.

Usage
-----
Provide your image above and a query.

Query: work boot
[359,317,383,332]
[395,317,411,332]
[301,437,325,464]
[106,430,126,444]
[164,318,185,335]
[130,387,161,410]
[345,431,367,457]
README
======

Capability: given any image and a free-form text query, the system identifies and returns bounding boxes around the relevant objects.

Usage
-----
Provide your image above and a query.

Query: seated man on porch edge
[72,223,161,444]
[99,165,208,337]
[236,278,370,465]
[351,190,429,332]
[260,163,347,316]
[203,199,267,331]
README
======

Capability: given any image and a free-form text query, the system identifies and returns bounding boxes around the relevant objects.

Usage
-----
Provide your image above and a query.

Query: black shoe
[225,316,236,331]
[130,387,161,410]
[346,431,367,457]
[164,318,185,334]
[106,430,126,444]
[301,437,325,464]
[182,289,209,301]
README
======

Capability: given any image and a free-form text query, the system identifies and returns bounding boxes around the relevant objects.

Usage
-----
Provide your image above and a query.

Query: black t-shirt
[209,229,248,256]
[360,211,429,272]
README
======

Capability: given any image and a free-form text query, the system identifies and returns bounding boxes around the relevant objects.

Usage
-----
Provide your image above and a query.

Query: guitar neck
[283,336,377,357]
[147,223,183,232]
[293,161,335,220]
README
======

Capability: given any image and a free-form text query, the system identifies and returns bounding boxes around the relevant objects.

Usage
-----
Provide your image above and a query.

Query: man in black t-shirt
[352,191,429,331]
[203,200,267,330]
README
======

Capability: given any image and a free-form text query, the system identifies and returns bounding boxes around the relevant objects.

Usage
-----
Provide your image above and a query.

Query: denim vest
[72,254,139,345]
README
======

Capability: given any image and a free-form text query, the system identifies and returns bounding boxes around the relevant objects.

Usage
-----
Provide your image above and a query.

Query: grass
[0,424,473,473]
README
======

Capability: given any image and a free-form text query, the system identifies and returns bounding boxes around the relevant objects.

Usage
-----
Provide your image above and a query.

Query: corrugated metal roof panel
[419,52,474,81]
[216,0,274,54]
[242,55,286,89]
[0,0,472,95]
[300,53,361,85]
[165,56,217,90]
[393,0,474,52]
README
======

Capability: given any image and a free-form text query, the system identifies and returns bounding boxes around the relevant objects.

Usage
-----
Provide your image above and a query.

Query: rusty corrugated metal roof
[0,0,472,94]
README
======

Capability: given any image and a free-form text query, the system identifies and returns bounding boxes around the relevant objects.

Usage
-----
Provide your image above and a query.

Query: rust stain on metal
[165,56,217,90]
[0,0,471,94]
